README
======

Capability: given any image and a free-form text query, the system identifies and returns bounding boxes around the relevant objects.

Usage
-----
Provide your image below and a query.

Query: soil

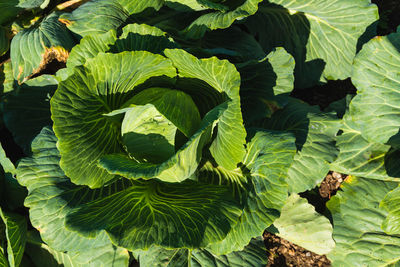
[318,172,346,199]
[264,231,331,267]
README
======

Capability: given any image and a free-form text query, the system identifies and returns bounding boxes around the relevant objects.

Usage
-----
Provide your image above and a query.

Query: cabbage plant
[2,0,400,266]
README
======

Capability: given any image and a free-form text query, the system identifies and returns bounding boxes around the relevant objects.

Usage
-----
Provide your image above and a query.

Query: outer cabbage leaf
[0,209,27,267]
[10,12,75,83]
[137,237,267,267]
[348,28,400,146]
[201,130,296,254]
[164,48,246,170]
[260,98,340,193]
[109,23,179,54]
[330,120,400,180]
[327,177,400,266]
[183,0,263,39]
[272,194,334,255]
[51,51,176,188]
[58,0,129,38]
[18,127,241,252]
[65,24,178,79]
[246,0,378,88]
[17,0,47,8]
[117,0,164,14]
[381,186,400,235]
[3,75,57,153]
[16,127,131,266]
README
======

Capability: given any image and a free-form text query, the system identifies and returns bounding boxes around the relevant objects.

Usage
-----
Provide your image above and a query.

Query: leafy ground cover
[1,0,400,266]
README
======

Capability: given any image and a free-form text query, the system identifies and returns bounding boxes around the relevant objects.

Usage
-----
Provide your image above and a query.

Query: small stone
[306,252,311,257]
[332,172,342,179]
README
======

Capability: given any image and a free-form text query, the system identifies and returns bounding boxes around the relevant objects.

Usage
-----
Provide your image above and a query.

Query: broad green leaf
[3,75,57,153]
[330,120,400,180]
[99,102,225,182]
[0,209,27,267]
[19,127,241,252]
[0,0,21,25]
[25,230,128,267]
[267,47,295,95]
[65,23,178,79]
[137,237,267,267]
[184,0,263,39]
[348,29,400,146]
[51,51,176,188]
[203,130,296,254]
[17,0,46,8]
[10,12,75,83]
[381,186,400,235]
[0,28,9,57]
[246,0,378,87]
[66,29,117,69]
[165,48,246,170]
[117,0,164,14]
[16,127,130,266]
[272,194,334,255]
[261,98,340,193]
[66,178,241,250]
[327,177,400,266]
[59,0,129,37]
[109,23,179,54]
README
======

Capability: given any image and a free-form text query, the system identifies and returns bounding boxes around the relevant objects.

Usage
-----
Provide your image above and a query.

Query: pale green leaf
[267,47,295,95]
[381,186,400,235]
[273,194,334,254]
[330,120,400,180]
[327,177,400,266]
[348,29,400,146]
[246,0,378,87]
[17,0,46,8]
